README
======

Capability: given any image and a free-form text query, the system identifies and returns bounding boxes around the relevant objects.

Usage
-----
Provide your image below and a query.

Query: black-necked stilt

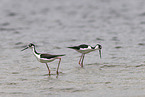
[68,44,102,67]
[21,43,65,75]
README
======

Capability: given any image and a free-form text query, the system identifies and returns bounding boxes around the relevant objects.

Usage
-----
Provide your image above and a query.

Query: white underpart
[31,47,40,61]
[31,47,56,63]
[77,46,97,54]
[95,45,100,50]
[79,46,91,50]
[39,58,56,63]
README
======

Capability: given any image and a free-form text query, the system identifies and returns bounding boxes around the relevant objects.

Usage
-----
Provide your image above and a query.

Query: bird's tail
[58,54,65,56]
[67,46,79,50]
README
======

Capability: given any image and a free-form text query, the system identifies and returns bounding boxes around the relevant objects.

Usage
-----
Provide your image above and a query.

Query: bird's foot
[48,71,51,76]
[78,63,83,67]
[56,71,59,75]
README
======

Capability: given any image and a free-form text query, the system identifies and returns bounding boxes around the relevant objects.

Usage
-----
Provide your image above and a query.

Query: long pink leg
[56,58,61,75]
[45,63,51,75]
[80,54,85,67]
[79,54,83,66]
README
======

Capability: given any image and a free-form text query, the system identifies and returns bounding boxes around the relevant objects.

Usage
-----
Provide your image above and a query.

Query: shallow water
[0,0,145,97]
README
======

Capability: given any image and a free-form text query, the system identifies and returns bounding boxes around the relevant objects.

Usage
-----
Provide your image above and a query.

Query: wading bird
[21,43,65,75]
[68,44,102,67]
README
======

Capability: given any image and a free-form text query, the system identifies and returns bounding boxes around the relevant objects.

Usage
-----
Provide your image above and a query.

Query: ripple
[100,65,120,68]
[87,62,102,66]
[19,78,28,81]
[53,46,61,49]
[138,43,145,46]
[6,82,17,85]
[12,72,19,74]
[96,38,104,41]
[135,64,145,67]
[9,92,29,94]
[0,27,15,31]
[115,46,122,49]
[1,22,10,26]
[13,31,20,34]
[111,37,120,41]
[105,82,111,84]
[140,21,145,24]
[69,39,77,42]
[15,42,23,45]
[139,12,145,16]
[49,87,89,93]
[7,12,17,17]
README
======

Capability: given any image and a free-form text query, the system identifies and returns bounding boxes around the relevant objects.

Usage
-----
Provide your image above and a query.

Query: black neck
[33,46,40,55]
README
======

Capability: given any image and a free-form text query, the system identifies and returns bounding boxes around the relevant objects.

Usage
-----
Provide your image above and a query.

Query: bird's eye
[29,43,33,47]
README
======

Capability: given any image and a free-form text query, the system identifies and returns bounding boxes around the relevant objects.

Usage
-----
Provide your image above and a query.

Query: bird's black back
[68,44,89,50]
[40,54,65,59]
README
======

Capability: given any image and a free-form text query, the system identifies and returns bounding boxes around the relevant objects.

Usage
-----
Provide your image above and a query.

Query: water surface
[0,0,145,97]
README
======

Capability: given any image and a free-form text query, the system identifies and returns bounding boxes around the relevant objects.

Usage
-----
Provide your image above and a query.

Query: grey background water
[0,0,145,97]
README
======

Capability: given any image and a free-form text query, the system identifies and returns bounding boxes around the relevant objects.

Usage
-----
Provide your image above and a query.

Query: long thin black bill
[99,50,101,58]
[21,46,28,51]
